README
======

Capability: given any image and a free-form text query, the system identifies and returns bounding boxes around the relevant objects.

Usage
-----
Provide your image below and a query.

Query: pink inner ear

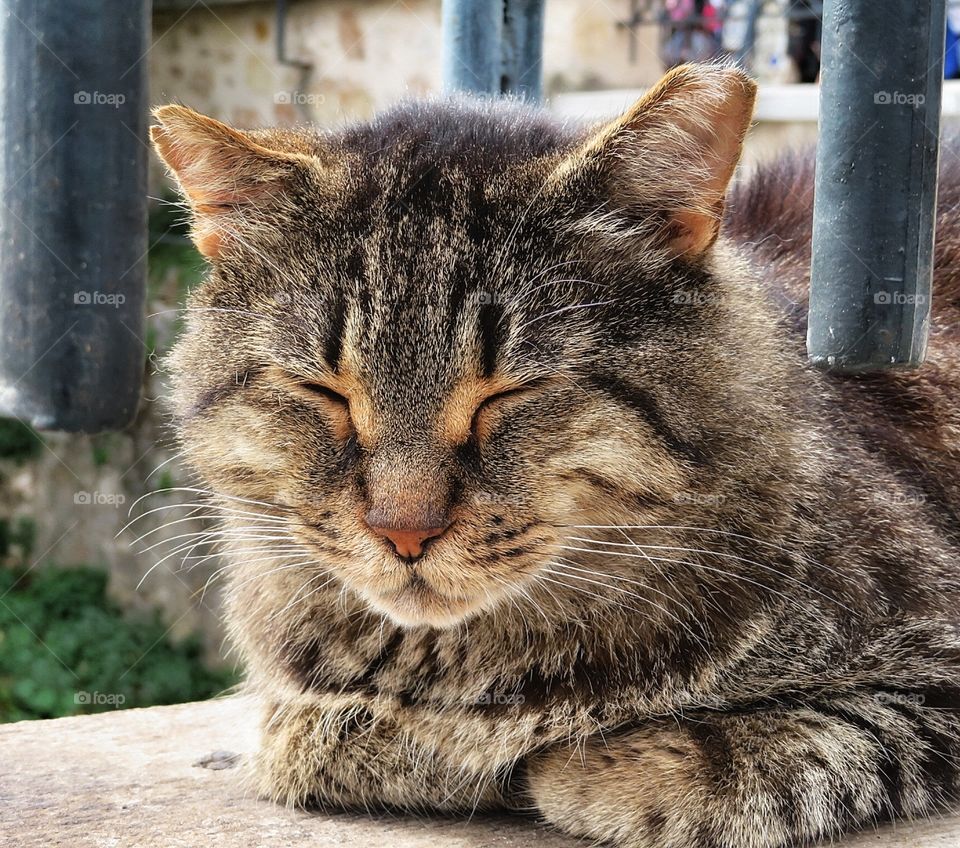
[552,65,756,260]
[631,75,754,258]
[681,96,756,207]
[665,111,751,257]
[151,124,271,209]
[669,207,721,257]
[151,125,232,257]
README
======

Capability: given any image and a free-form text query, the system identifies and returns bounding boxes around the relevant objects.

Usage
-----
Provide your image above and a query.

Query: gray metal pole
[442,0,503,96]
[0,0,150,431]
[441,0,545,101]
[502,0,545,101]
[807,0,946,372]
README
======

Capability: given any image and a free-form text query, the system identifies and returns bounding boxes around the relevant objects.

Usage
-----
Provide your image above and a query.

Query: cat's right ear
[150,105,313,259]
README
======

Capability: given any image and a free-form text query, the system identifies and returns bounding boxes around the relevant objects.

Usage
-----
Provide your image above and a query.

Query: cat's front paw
[254,695,511,813]
[254,698,350,808]
[526,726,712,848]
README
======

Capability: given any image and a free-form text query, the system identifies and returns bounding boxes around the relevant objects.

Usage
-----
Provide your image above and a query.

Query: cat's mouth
[365,572,482,628]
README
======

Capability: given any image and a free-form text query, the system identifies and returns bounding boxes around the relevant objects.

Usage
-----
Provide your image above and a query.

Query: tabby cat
[150,64,960,847]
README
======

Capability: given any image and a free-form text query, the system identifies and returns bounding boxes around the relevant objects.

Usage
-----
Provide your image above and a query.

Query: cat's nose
[365,514,449,561]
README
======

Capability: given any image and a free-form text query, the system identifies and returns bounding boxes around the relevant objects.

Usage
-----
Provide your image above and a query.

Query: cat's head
[153,64,761,628]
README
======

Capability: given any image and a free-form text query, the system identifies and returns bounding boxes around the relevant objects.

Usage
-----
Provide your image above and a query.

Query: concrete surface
[3,697,960,847]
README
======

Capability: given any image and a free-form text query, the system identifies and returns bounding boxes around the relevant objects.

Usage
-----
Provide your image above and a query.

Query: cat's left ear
[150,105,316,259]
[551,64,756,258]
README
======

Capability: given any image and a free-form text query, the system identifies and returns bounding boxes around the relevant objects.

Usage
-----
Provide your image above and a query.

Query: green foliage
[0,565,236,722]
[0,517,35,564]
[90,434,114,468]
[0,418,41,463]
[156,469,177,493]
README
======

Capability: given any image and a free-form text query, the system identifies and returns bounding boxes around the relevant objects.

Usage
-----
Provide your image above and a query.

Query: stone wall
[149,0,663,130]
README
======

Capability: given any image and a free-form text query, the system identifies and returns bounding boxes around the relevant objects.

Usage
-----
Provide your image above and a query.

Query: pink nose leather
[368,523,447,560]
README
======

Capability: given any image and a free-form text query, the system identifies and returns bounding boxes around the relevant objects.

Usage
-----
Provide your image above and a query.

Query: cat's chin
[364,582,483,629]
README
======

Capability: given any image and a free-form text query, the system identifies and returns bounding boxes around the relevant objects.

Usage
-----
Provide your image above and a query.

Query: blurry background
[0,0,950,722]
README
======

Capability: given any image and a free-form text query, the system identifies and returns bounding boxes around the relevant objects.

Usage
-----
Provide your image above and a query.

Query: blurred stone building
[150,0,664,130]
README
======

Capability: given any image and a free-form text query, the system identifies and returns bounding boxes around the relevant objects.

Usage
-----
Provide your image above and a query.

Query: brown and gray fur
[149,64,960,847]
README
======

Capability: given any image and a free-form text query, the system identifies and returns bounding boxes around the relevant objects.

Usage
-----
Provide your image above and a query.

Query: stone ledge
[3,697,960,847]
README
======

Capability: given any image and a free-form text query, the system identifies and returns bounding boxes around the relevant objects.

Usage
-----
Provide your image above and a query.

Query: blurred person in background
[946,4,960,79]
[661,0,726,67]
[786,0,821,82]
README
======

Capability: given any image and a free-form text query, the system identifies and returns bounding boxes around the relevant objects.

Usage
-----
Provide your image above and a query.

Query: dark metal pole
[502,0,545,101]
[441,0,545,101]
[807,0,946,372]
[0,0,150,431]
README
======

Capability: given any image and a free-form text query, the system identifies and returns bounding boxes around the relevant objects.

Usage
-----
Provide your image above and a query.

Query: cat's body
[151,66,960,848]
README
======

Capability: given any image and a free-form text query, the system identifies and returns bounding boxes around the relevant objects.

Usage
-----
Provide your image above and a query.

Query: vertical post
[807,0,946,372]
[441,0,545,101]
[0,0,150,431]
[502,0,545,101]
[442,0,503,96]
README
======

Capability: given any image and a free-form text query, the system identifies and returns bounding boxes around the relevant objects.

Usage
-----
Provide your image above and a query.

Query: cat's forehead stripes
[323,298,348,373]
[476,300,507,379]
[299,274,535,450]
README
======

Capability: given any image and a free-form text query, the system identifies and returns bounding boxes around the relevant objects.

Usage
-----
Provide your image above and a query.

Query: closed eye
[287,377,354,440]
[297,381,349,408]
[471,379,546,438]
[475,385,534,414]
